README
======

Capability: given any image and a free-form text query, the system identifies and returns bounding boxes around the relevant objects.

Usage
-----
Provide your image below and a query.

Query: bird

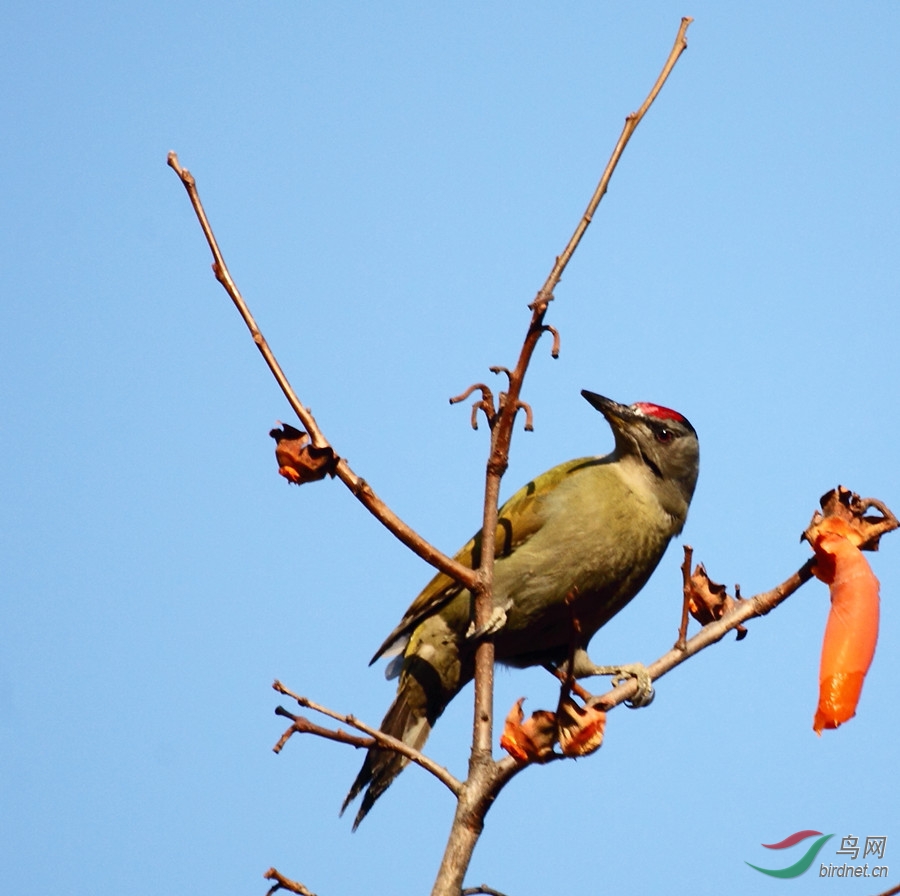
[342,390,699,828]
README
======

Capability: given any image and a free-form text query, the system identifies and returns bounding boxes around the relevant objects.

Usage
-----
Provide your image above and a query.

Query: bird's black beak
[581,390,630,422]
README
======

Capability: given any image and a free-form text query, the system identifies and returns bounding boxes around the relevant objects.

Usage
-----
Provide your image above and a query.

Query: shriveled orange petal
[499,698,557,763]
[556,698,606,757]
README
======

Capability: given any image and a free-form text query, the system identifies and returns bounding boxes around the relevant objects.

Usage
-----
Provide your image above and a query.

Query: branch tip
[449,382,494,406]
[166,151,193,186]
[516,400,534,432]
[541,325,561,358]
[264,867,317,896]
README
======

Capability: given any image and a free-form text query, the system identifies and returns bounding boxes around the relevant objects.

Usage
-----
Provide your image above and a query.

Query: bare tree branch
[166,152,477,595]
[272,680,463,796]
[590,557,817,712]
[272,707,374,753]
[531,15,693,312]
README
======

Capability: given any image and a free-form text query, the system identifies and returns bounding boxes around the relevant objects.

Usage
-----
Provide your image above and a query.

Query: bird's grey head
[582,390,699,523]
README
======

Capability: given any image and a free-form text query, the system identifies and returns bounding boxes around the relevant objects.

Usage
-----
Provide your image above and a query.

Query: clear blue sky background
[3,4,899,895]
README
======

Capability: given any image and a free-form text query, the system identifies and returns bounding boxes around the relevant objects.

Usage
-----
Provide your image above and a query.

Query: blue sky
[3,3,899,895]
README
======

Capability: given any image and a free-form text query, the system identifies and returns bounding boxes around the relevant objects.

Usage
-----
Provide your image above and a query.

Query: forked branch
[271,680,463,796]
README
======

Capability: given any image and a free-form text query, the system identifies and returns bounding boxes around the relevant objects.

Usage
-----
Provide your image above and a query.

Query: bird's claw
[581,662,654,708]
[557,653,655,708]
[606,663,655,708]
[465,600,513,641]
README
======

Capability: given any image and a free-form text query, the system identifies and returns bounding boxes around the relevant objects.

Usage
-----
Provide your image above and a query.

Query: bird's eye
[655,428,674,443]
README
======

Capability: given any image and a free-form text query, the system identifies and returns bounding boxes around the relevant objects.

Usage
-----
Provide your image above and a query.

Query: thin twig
[272,707,374,753]
[272,680,463,796]
[531,16,692,310]
[676,544,694,649]
[167,152,477,595]
[589,558,817,712]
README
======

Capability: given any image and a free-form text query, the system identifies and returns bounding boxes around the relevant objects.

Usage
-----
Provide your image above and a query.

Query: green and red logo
[746,830,835,878]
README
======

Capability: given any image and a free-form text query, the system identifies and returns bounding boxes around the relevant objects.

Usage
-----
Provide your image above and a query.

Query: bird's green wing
[369,460,585,665]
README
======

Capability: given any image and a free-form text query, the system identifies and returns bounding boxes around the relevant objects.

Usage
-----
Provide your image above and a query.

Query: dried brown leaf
[686,563,747,639]
[270,423,338,485]
[803,486,898,552]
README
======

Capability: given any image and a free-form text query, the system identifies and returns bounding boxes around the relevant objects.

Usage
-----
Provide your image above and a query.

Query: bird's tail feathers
[341,676,435,830]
